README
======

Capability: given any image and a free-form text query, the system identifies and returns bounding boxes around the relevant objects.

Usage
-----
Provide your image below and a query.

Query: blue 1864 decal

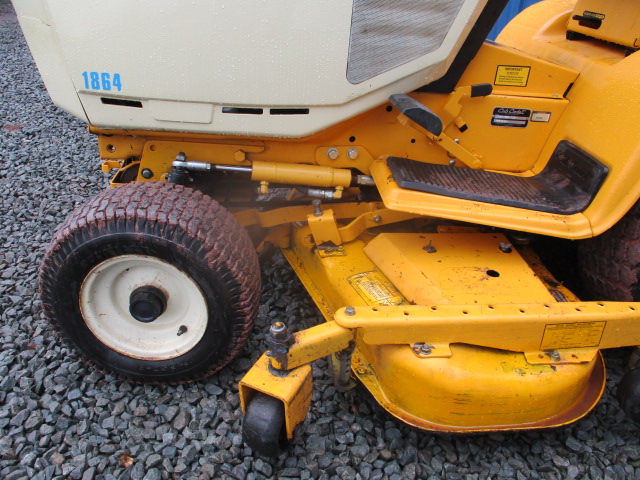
[82,72,122,92]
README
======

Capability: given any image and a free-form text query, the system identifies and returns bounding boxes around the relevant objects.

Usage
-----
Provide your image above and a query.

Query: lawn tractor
[13,0,640,457]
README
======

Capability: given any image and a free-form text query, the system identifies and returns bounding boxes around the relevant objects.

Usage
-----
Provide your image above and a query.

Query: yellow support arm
[333,302,640,364]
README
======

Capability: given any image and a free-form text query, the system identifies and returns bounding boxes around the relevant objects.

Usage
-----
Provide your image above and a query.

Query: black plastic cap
[389,94,443,136]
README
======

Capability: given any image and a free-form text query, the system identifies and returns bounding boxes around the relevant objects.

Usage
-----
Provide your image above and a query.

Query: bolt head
[420,345,432,355]
[141,168,153,179]
[372,215,381,223]
[347,148,359,160]
[423,242,437,253]
[327,148,339,160]
[499,242,513,253]
[412,342,434,356]
[345,306,356,316]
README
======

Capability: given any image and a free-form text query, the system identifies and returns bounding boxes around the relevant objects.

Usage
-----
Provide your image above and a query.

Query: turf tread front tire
[39,182,260,382]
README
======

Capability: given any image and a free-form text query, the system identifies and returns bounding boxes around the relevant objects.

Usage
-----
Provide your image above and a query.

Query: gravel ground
[2,1,640,479]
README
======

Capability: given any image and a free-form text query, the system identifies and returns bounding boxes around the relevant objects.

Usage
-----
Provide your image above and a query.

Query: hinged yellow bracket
[239,320,354,439]
[307,208,342,246]
[239,354,313,439]
[396,87,488,169]
[269,321,355,371]
[439,85,478,127]
[338,210,419,243]
[399,112,483,169]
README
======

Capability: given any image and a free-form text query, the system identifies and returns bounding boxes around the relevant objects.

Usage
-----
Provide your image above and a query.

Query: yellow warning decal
[348,271,407,306]
[495,65,531,87]
[540,321,606,349]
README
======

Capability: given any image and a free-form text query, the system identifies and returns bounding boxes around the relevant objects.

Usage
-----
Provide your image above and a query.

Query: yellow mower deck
[239,220,640,436]
[353,345,604,431]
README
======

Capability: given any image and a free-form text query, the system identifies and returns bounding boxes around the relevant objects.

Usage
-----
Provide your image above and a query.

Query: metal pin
[311,199,322,217]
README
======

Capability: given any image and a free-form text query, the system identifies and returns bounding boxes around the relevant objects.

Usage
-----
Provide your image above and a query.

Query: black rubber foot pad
[387,141,608,215]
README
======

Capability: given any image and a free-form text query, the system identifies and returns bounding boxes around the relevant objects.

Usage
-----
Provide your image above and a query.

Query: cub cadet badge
[491,107,531,128]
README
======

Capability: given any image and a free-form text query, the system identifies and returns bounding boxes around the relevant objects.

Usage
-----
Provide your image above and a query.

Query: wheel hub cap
[129,286,167,323]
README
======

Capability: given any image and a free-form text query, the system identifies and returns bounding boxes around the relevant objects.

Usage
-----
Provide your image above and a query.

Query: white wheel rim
[80,255,208,360]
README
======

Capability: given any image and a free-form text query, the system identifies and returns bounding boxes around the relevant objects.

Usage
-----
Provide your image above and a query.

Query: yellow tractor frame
[85,0,640,452]
[22,0,640,456]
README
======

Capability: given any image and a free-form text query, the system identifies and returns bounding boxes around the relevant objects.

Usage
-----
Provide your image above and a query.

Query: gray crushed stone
[2,0,640,479]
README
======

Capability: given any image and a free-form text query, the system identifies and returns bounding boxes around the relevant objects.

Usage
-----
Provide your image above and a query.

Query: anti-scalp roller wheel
[242,393,288,457]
